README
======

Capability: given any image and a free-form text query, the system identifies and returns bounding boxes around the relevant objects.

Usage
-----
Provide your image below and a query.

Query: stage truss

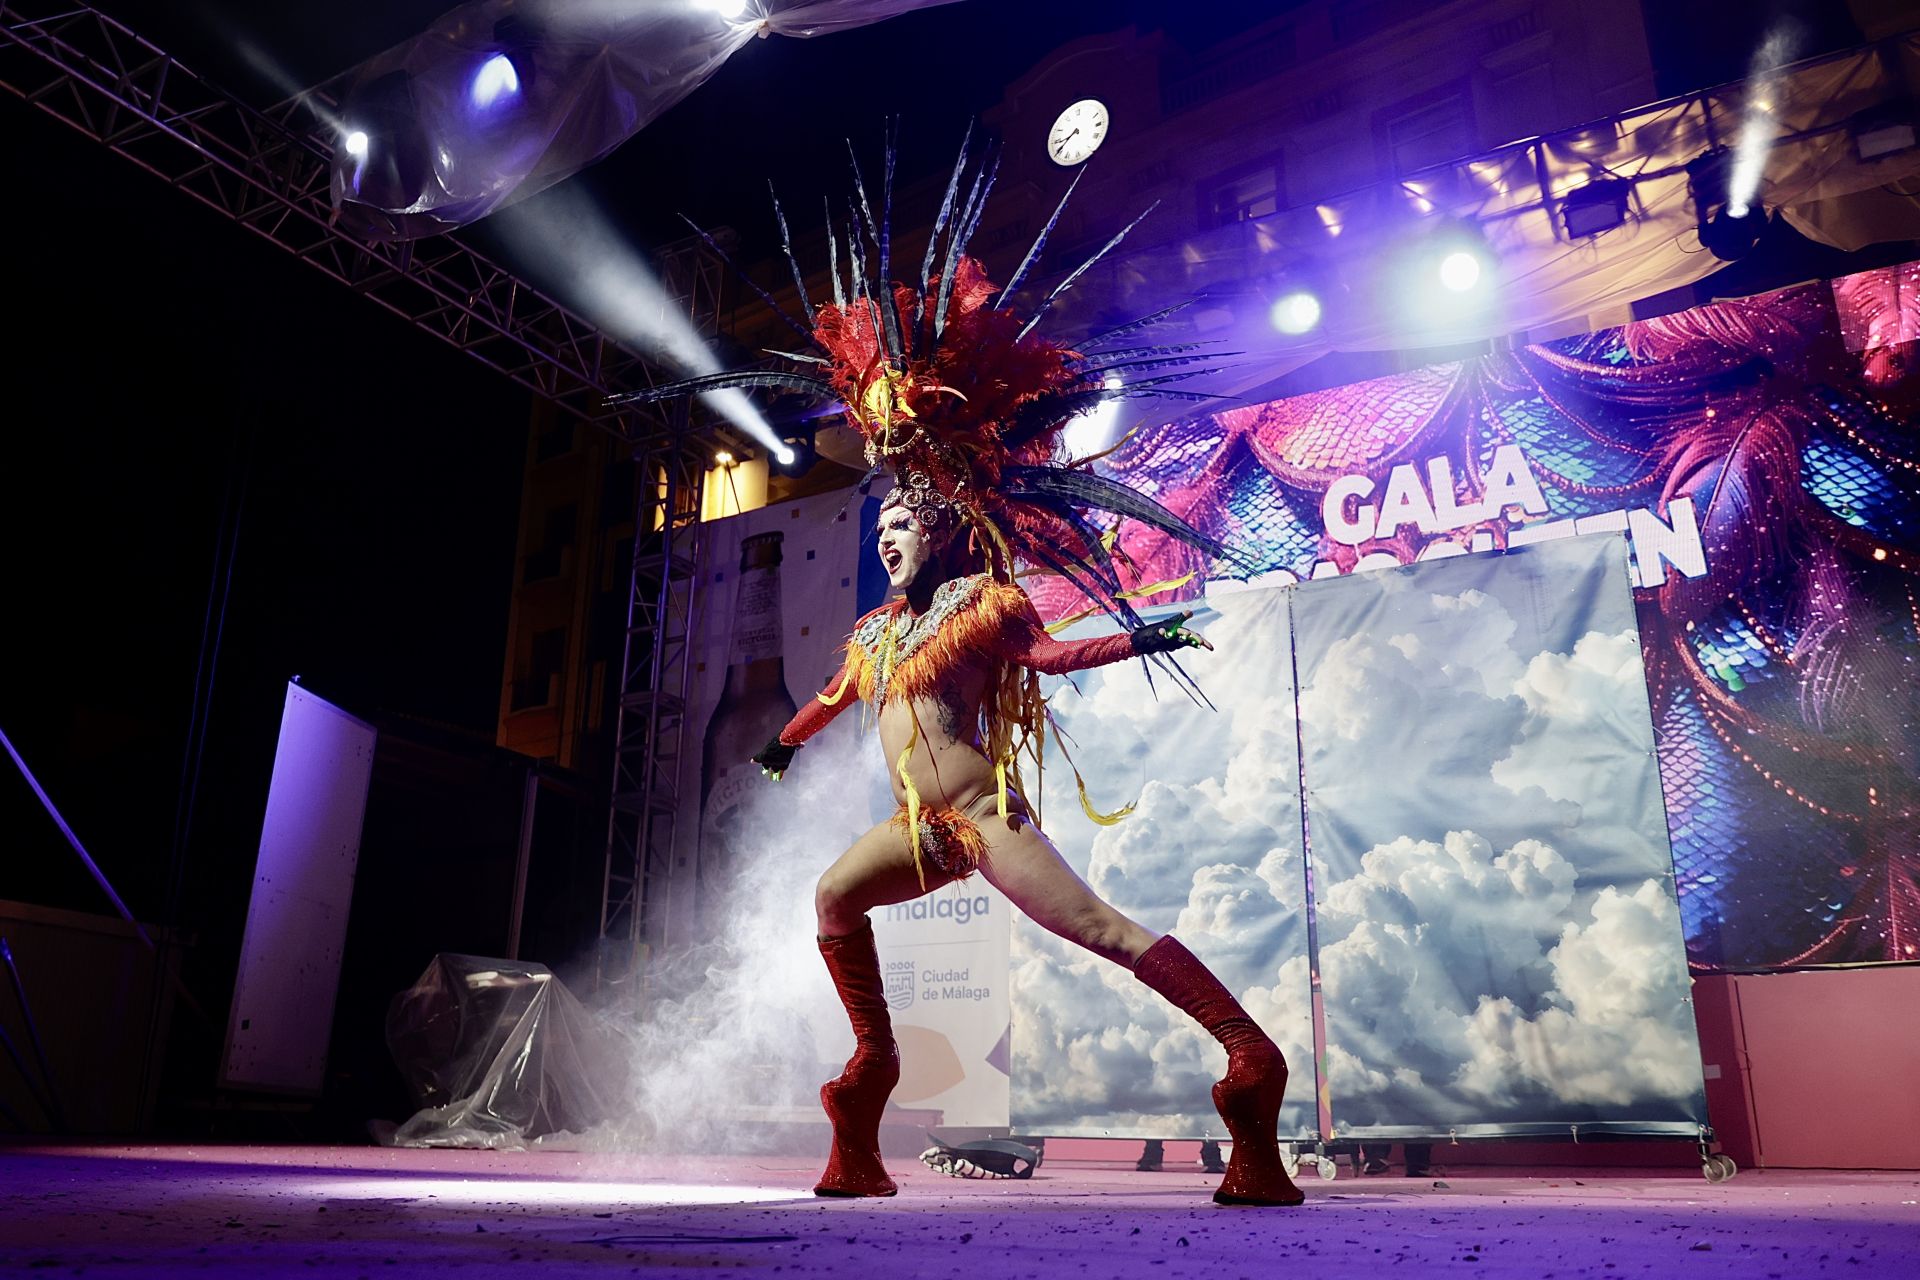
[0,0,730,988]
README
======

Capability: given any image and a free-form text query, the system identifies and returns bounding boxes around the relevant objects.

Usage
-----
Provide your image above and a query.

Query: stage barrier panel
[1293,534,1707,1140]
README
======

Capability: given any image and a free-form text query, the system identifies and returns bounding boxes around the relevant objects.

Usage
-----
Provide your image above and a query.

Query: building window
[1379,89,1474,176]
[1332,0,1432,46]
[1200,159,1284,228]
[522,502,578,582]
[535,418,576,462]
[511,626,567,712]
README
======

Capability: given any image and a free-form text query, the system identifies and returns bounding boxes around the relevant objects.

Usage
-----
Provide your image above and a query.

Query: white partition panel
[220,682,377,1095]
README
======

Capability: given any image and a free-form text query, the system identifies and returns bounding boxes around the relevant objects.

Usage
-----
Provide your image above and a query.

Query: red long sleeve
[777,664,860,746]
[991,600,1138,675]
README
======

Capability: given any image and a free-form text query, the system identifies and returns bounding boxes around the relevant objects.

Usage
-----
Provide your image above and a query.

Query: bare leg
[970,808,1157,967]
[815,817,957,938]
[810,817,955,1198]
[975,805,1301,1206]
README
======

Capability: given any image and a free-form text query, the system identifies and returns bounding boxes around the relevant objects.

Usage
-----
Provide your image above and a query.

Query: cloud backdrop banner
[1294,534,1706,1139]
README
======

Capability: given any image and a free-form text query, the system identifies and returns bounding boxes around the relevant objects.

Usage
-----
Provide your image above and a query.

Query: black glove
[751,737,798,780]
[1130,608,1213,655]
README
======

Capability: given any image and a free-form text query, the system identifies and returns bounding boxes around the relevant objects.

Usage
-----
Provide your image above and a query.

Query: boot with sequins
[1134,935,1304,1206]
[814,920,900,1197]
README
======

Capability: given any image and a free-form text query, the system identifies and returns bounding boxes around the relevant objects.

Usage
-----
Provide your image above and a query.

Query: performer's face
[877,501,935,590]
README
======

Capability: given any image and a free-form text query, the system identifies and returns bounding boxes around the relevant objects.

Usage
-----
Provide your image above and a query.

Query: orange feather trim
[887,805,990,881]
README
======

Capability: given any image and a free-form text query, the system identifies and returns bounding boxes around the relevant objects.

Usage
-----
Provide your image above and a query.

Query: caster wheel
[1317,1157,1339,1181]
[1702,1154,1737,1183]
[1281,1153,1301,1178]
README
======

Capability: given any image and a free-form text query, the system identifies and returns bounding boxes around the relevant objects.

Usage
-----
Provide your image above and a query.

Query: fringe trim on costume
[888,805,990,882]
[817,663,855,706]
[895,712,925,888]
[1049,713,1136,826]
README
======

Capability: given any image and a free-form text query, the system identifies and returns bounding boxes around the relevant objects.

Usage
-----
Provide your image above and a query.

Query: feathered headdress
[612,128,1249,681]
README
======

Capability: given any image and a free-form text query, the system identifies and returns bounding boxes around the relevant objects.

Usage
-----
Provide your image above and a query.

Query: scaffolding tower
[597,240,728,991]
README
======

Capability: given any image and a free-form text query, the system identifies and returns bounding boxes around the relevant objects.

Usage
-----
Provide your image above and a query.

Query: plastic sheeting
[328,0,966,239]
[382,954,629,1149]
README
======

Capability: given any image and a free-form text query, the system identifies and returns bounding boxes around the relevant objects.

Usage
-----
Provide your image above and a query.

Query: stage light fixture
[338,69,431,207]
[714,450,735,466]
[470,53,521,110]
[1269,290,1322,336]
[1687,148,1764,262]
[1438,250,1482,292]
[1850,102,1918,161]
[343,130,369,158]
[768,423,815,475]
[1560,178,1631,238]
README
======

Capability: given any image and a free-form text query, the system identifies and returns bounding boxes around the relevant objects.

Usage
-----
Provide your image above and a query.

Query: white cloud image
[1015,585,1316,1137]
[1014,535,1702,1138]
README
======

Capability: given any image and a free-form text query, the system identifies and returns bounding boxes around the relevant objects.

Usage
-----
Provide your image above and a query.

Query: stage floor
[1,1143,1915,1278]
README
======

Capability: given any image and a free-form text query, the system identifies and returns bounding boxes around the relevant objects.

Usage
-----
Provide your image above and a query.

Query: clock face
[1047,98,1109,166]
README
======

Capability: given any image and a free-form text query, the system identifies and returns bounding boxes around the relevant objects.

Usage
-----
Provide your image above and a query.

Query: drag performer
[614,137,1302,1207]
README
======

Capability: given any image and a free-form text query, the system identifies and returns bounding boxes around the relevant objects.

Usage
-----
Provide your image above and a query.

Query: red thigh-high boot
[1134,936,1304,1206]
[814,920,900,1197]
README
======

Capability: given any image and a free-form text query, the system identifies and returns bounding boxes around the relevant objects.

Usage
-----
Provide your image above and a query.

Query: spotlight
[714,451,735,466]
[1063,373,1124,460]
[338,69,430,208]
[470,53,521,110]
[1687,149,1764,262]
[1560,178,1631,238]
[1438,250,1482,292]
[475,16,537,116]
[1269,290,1322,336]
[768,426,814,475]
[697,0,751,17]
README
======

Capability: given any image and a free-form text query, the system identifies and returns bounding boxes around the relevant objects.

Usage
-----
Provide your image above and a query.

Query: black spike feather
[1079,300,1200,351]
[994,165,1086,309]
[823,199,846,310]
[1002,464,1254,570]
[677,215,820,351]
[1068,340,1224,368]
[1074,351,1242,380]
[608,369,835,406]
[932,153,990,344]
[847,199,898,365]
[768,182,815,331]
[917,123,974,336]
[1015,201,1161,343]
[936,150,1001,342]
[876,121,904,364]
[846,140,879,249]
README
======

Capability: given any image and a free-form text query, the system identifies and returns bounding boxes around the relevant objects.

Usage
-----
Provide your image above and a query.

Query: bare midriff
[873,657,1009,822]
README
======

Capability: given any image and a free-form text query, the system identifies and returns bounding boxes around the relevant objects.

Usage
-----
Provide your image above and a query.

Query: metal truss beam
[597,240,726,991]
[0,0,668,432]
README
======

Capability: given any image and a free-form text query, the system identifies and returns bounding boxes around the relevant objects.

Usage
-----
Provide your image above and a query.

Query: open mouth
[883,548,904,573]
